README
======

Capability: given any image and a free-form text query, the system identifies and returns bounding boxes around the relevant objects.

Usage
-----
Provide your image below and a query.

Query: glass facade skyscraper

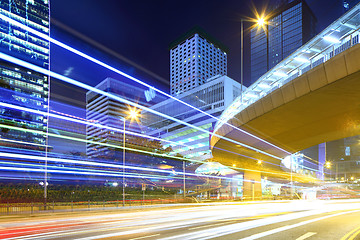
[0,0,49,151]
[250,0,316,83]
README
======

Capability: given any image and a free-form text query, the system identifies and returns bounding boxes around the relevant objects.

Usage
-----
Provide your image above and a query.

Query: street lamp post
[290,157,293,200]
[241,18,244,103]
[122,118,126,207]
[122,108,139,207]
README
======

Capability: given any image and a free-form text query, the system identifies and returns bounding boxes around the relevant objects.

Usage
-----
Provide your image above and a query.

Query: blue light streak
[0,101,189,148]
[0,12,290,158]
[0,152,237,181]
[0,51,284,162]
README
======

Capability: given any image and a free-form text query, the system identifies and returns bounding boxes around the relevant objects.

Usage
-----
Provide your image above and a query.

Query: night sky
[50,0,348,89]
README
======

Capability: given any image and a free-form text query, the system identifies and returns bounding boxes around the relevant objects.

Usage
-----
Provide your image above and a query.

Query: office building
[333,136,360,180]
[250,0,316,83]
[169,28,227,96]
[0,0,49,151]
[144,75,244,161]
[86,77,166,159]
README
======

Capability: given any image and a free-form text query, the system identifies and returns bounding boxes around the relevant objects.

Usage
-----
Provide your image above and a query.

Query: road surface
[1,200,360,240]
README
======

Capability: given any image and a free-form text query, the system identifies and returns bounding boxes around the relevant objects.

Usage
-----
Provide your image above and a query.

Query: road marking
[189,222,228,230]
[215,211,292,222]
[128,234,160,240]
[239,209,360,240]
[349,229,360,240]
[296,232,317,240]
[341,225,360,240]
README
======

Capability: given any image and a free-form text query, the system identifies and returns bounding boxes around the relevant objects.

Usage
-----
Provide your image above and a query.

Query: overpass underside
[211,44,360,189]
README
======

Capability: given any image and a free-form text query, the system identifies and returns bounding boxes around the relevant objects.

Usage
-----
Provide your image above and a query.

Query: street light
[257,18,265,27]
[325,161,331,180]
[325,161,331,169]
[122,108,139,207]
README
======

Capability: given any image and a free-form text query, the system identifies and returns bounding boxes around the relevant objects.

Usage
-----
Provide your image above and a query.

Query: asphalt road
[1,199,360,240]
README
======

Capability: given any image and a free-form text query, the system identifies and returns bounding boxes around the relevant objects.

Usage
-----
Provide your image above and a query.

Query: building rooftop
[168,26,229,53]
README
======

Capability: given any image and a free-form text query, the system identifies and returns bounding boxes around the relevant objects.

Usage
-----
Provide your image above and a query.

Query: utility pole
[183,161,186,198]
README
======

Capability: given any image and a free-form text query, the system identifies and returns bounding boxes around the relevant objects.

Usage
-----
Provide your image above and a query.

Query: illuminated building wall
[144,75,244,161]
[335,136,360,180]
[0,0,49,152]
[169,28,227,96]
[250,0,316,83]
[85,77,165,159]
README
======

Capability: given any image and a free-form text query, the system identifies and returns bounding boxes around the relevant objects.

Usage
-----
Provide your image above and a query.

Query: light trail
[0,165,173,180]
[0,123,203,164]
[0,101,189,148]
[0,51,285,163]
[0,122,295,179]
[0,12,291,157]
[0,152,237,182]
[0,151,302,186]
[0,103,319,178]
[0,160,193,181]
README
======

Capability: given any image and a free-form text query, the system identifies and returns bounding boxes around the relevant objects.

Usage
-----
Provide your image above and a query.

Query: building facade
[250,0,317,83]
[86,77,167,159]
[0,0,49,152]
[169,28,227,96]
[144,75,244,161]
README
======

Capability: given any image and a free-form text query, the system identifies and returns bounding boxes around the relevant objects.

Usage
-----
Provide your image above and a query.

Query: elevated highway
[211,44,360,167]
[210,5,360,199]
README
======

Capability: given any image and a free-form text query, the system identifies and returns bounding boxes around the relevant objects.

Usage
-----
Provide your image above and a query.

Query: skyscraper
[250,0,317,83]
[0,0,49,152]
[169,27,227,96]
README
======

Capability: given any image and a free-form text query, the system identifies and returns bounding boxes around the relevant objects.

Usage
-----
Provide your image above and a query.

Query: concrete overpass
[210,4,360,199]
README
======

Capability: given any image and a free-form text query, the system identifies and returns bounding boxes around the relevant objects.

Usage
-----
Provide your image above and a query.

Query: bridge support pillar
[318,143,326,180]
[243,170,262,201]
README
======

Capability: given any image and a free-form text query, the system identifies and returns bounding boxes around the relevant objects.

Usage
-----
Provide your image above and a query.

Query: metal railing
[0,197,196,215]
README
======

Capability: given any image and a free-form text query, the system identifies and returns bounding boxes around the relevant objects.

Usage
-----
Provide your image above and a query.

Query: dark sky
[50,0,347,89]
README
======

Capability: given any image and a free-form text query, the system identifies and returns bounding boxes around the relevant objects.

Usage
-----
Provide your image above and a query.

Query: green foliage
[0,183,177,203]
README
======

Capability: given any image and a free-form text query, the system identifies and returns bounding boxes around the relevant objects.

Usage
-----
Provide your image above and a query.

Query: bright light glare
[323,35,340,43]
[273,71,288,77]
[128,109,138,119]
[294,57,310,63]
[325,161,331,169]
[257,18,265,26]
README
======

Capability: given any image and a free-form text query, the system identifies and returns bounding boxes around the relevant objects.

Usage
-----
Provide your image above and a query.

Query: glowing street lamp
[325,161,331,169]
[257,18,265,27]
[122,107,140,206]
